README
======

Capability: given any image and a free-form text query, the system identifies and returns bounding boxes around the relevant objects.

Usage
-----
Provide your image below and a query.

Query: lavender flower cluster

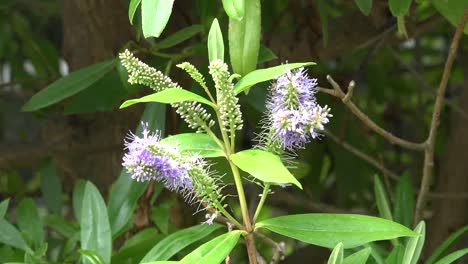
[261,68,332,151]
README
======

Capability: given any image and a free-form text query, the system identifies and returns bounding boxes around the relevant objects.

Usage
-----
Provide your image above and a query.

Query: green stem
[227,159,253,230]
[253,183,271,223]
[215,201,243,229]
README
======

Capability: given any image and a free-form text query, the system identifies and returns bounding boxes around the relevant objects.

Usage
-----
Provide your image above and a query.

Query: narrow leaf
[140,224,223,262]
[222,0,245,20]
[141,0,175,38]
[129,0,142,25]
[73,179,86,222]
[79,249,105,264]
[160,133,224,158]
[80,182,112,264]
[0,199,9,218]
[39,159,63,214]
[155,25,204,49]
[255,214,418,249]
[257,46,278,64]
[426,225,468,264]
[179,231,242,264]
[44,214,78,238]
[386,244,404,264]
[374,175,393,221]
[207,18,224,62]
[230,149,302,189]
[394,172,414,227]
[434,248,468,264]
[402,221,425,264]
[328,243,344,264]
[22,59,116,111]
[343,247,372,264]
[120,88,215,109]
[355,0,372,16]
[234,62,315,94]
[0,218,31,252]
[17,198,44,249]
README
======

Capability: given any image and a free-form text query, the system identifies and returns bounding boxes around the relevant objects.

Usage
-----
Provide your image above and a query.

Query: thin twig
[414,8,468,224]
[323,130,399,181]
[254,232,286,264]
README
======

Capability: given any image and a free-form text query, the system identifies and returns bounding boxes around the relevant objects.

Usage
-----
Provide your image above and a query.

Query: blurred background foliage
[0,0,467,263]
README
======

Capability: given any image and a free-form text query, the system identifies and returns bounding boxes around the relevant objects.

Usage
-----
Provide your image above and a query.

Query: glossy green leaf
[388,0,412,17]
[402,221,425,264]
[355,0,372,16]
[434,248,468,264]
[374,175,393,221]
[108,103,165,236]
[257,46,278,64]
[44,214,78,238]
[17,198,44,249]
[0,218,31,252]
[222,0,244,20]
[394,173,414,227]
[234,62,315,94]
[160,133,224,158]
[80,182,112,264]
[386,244,404,264]
[155,25,204,49]
[230,149,302,188]
[426,225,468,264]
[72,179,86,222]
[79,249,105,264]
[328,243,343,264]
[22,59,116,111]
[179,231,242,264]
[0,199,9,218]
[343,247,371,264]
[129,0,142,24]
[255,214,417,249]
[207,18,224,62]
[120,88,215,109]
[432,0,468,34]
[140,224,223,262]
[229,0,261,76]
[141,0,174,38]
[39,159,62,214]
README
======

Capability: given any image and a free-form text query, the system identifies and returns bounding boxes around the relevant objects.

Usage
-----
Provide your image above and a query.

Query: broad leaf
[234,62,315,94]
[39,159,63,214]
[17,198,44,249]
[129,0,142,25]
[207,18,224,62]
[155,25,204,49]
[432,0,468,34]
[141,0,174,38]
[394,172,414,227]
[0,199,9,218]
[434,248,468,264]
[22,59,116,111]
[160,133,224,158]
[255,214,417,249]
[120,88,215,109]
[343,247,371,264]
[388,0,411,17]
[0,218,31,252]
[426,225,468,264]
[179,231,242,264]
[355,0,372,16]
[222,0,244,21]
[80,182,112,264]
[230,149,302,188]
[140,224,223,262]
[328,243,343,264]
[374,175,393,221]
[402,221,425,264]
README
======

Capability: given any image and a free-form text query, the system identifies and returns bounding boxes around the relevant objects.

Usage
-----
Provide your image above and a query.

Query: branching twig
[414,9,468,224]
[254,232,286,264]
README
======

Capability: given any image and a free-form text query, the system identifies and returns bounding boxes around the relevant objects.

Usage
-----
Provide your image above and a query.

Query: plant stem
[215,201,243,229]
[253,183,271,223]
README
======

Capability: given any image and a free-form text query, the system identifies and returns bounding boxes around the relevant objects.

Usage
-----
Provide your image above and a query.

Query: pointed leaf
[394,172,414,227]
[39,159,63,214]
[426,225,468,264]
[141,0,174,38]
[120,88,215,109]
[129,0,142,25]
[255,214,418,249]
[141,224,223,262]
[230,149,302,188]
[160,133,224,158]
[0,199,9,219]
[328,243,344,264]
[155,25,204,49]
[386,244,404,264]
[432,0,468,34]
[234,62,315,94]
[374,175,393,221]
[207,18,224,62]
[388,0,412,17]
[0,218,31,252]
[402,221,425,264]
[344,247,372,264]
[17,198,44,249]
[434,248,468,264]
[355,0,372,16]
[222,0,244,20]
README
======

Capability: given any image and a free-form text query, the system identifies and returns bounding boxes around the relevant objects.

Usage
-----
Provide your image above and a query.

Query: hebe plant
[117,18,418,264]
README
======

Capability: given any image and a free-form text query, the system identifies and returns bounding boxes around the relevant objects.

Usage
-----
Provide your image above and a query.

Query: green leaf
[386,244,404,264]
[317,0,329,47]
[402,221,425,264]
[80,182,112,264]
[434,248,468,264]
[39,159,62,214]
[234,62,315,94]
[17,198,44,249]
[207,18,224,62]
[255,214,418,249]
[44,215,78,238]
[374,175,393,221]
[355,0,372,16]
[155,25,204,49]
[426,225,468,264]
[0,218,31,252]
[328,243,344,264]
[140,224,223,262]
[72,179,86,222]
[343,247,371,264]
[222,0,245,20]
[369,243,386,264]
[0,199,9,218]
[141,0,174,38]
[21,59,116,111]
[230,149,302,189]
[79,249,105,264]
[432,0,468,34]
[120,88,215,109]
[257,46,278,64]
[129,0,142,25]
[144,262,178,264]
[394,172,414,227]
[108,103,165,236]
[229,0,261,76]
[388,0,412,17]
[112,228,163,264]
[179,231,242,264]
[160,133,224,158]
